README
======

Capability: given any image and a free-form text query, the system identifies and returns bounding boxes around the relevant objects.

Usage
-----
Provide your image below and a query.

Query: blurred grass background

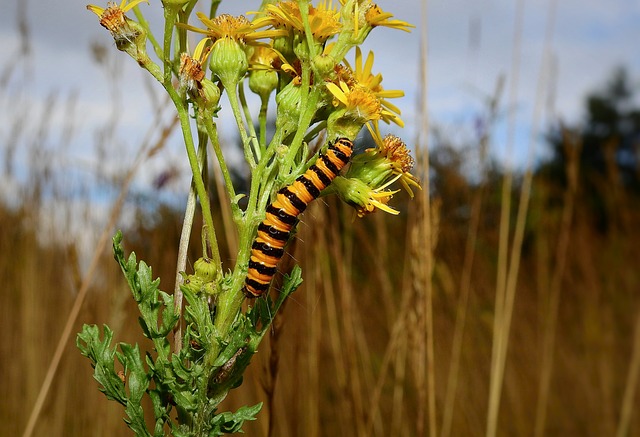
[2,2,640,437]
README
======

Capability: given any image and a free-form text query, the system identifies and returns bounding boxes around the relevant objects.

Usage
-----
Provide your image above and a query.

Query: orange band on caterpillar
[243,137,354,297]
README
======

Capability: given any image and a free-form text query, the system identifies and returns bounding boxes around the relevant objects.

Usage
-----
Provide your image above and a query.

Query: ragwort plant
[76,0,420,435]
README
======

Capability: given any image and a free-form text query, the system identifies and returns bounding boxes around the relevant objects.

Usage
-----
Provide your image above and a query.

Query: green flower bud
[200,78,221,111]
[312,54,337,81]
[181,273,205,295]
[347,151,393,188]
[209,37,248,88]
[275,82,303,137]
[194,257,218,282]
[249,69,278,100]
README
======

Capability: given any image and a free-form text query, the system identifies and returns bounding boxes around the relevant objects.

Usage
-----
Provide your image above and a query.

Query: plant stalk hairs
[77,0,420,435]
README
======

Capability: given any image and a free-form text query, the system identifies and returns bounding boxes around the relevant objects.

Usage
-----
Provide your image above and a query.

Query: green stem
[225,82,257,169]
[282,87,321,173]
[209,0,222,17]
[238,82,261,161]
[132,7,162,60]
[168,87,221,270]
[298,0,319,59]
[304,120,327,144]
[259,96,269,148]
[162,8,178,85]
[201,115,242,223]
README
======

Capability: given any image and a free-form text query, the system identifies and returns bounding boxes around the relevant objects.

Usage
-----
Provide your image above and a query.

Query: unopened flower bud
[248,47,279,100]
[200,78,221,111]
[275,82,303,136]
[209,37,248,87]
[194,257,217,282]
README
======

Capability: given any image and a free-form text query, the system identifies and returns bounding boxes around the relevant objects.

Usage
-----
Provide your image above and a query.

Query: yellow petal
[121,0,149,13]
[87,4,106,17]
[363,50,375,78]
[326,82,348,106]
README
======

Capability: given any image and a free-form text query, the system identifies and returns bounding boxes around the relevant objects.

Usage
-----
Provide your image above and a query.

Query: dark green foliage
[539,67,640,232]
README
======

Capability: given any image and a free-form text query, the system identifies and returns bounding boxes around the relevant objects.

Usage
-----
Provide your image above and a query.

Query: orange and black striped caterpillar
[243,137,354,297]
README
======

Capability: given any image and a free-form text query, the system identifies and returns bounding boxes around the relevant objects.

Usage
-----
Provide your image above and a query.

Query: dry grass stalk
[534,127,581,436]
[328,205,368,437]
[616,306,640,437]
[440,77,502,437]
[488,0,558,433]
[413,1,438,434]
[305,240,321,437]
[486,0,524,432]
[364,213,420,435]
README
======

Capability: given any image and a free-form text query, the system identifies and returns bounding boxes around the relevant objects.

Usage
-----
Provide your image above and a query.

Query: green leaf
[118,343,154,436]
[278,265,303,304]
[119,343,149,403]
[209,403,263,435]
[113,232,179,343]
[76,324,127,405]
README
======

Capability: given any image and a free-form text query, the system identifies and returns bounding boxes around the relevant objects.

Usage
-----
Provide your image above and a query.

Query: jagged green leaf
[76,324,127,405]
[209,403,263,435]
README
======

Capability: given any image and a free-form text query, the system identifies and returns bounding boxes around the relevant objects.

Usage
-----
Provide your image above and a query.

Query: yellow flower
[336,0,414,44]
[249,46,298,80]
[336,47,404,126]
[180,14,274,87]
[364,3,414,32]
[326,80,403,127]
[87,0,149,41]
[180,13,287,44]
[359,122,421,197]
[326,81,383,123]
[251,1,342,43]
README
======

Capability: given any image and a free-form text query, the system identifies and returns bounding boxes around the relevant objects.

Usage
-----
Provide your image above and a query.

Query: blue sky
[1,0,639,198]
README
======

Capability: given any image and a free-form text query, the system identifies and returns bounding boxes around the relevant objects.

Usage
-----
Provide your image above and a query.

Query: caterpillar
[243,137,354,298]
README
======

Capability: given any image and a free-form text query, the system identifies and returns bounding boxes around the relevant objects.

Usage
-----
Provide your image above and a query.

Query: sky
[1,0,639,214]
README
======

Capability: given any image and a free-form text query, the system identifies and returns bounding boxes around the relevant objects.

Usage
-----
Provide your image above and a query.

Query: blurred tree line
[426,67,640,239]
[538,67,640,232]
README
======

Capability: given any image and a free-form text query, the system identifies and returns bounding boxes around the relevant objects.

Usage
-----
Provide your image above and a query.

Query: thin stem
[282,87,320,173]
[162,8,178,86]
[487,1,524,435]
[298,0,319,59]
[172,173,198,353]
[303,120,327,144]
[259,97,269,148]
[169,87,221,270]
[226,82,257,169]
[238,81,261,160]
[209,0,222,18]
[132,6,162,60]
[247,129,283,222]
[201,115,242,223]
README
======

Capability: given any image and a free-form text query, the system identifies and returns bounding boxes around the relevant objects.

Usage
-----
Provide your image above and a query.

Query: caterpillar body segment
[243,137,354,297]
